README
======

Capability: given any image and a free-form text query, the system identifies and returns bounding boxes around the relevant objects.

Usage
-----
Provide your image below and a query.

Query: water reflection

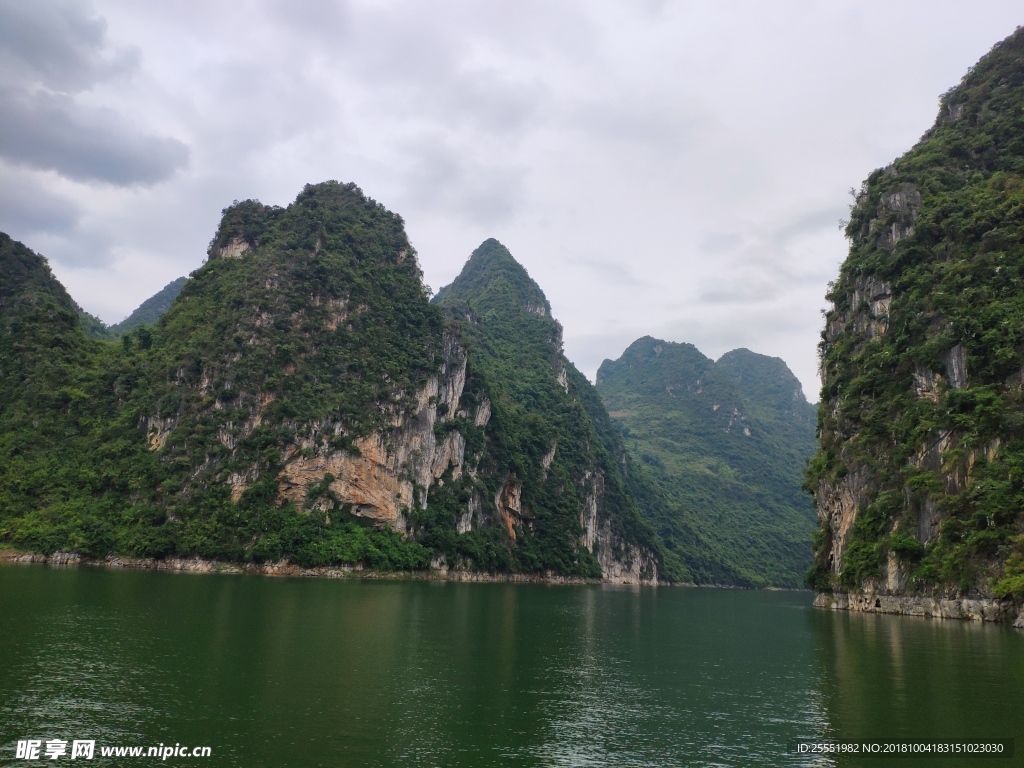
[4,567,1020,768]
[522,586,835,767]
[811,607,1024,767]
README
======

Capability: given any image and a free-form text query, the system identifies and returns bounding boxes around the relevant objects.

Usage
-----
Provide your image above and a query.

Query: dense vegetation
[2,185,449,569]
[431,240,680,579]
[597,338,817,587]
[0,191,669,579]
[808,29,1024,600]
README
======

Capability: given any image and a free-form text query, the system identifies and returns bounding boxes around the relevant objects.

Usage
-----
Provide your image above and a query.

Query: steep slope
[0,234,160,556]
[597,337,817,586]
[431,239,674,581]
[78,277,187,340]
[110,277,188,335]
[1,187,669,582]
[808,29,1024,619]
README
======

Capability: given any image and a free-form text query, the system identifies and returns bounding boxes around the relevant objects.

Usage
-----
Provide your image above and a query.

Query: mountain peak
[596,335,818,587]
[433,239,550,317]
[208,181,408,263]
[596,337,712,390]
[715,348,811,414]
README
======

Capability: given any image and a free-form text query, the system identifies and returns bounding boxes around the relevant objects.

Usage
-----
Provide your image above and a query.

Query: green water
[1,566,1022,767]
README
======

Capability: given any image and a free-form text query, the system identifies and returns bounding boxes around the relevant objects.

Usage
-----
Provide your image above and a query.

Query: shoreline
[0,549,644,586]
[0,549,807,590]
[814,591,1024,629]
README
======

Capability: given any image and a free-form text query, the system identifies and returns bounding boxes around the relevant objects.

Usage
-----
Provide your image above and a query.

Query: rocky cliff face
[430,239,667,583]
[808,29,1024,619]
[272,332,470,528]
[0,187,666,583]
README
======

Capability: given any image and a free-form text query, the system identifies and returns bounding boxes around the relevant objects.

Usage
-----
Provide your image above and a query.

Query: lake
[1,565,1022,767]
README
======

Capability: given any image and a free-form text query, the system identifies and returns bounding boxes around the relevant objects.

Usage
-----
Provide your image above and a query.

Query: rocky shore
[815,591,1024,629]
[0,549,661,586]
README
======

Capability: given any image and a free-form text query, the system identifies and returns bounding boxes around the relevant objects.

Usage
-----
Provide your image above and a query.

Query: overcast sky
[1,1,1020,399]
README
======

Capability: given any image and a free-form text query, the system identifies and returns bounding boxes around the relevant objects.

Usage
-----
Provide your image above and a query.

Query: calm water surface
[1,565,1022,767]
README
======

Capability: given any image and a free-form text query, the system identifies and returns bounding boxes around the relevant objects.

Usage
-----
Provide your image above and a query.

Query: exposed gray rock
[944,343,968,390]
[815,591,1018,624]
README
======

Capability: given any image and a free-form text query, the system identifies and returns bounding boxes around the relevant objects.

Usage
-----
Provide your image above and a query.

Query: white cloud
[3,0,1022,402]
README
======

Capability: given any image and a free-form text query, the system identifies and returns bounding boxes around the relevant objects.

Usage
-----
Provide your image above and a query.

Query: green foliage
[433,240,677,580]
[992,542,1024,598]
[808,29,1024,599]
[597,337,818,587]
[889,529,925,560]
[839,539,884,589]
[0,195,676,582]
[0,185,444,571]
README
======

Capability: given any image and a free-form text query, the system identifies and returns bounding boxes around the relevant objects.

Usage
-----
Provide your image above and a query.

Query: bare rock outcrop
[596,521,659,585]
[814,591,1016,624]
[274,333,470,531]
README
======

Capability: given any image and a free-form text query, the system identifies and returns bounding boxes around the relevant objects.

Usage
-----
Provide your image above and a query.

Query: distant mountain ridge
[79,277,188,339]
[111,277,188,335]
[597,337,817,587]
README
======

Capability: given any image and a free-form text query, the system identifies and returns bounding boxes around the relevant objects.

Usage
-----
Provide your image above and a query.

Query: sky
[1,2,1021,400]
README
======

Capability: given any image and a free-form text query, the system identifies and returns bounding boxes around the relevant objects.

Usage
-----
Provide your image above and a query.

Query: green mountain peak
[597,337,715,391]
[597,336,817,587]
[716,348,814,423]
[433,238,551,318]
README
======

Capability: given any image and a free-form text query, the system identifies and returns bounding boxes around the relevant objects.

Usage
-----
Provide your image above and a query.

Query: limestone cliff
[273,332,469,528]
[808,29,1024,622]
[0,185,668,583]
[431,239,669,583]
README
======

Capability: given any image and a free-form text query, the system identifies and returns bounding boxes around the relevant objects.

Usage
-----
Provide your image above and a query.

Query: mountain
[0,184,667,582]
[597,337,817,587]
[808,29,1024,617]
[0,233,158,557]
[110,277,188,335]
[78,276,188,339]
[433,239,677,581]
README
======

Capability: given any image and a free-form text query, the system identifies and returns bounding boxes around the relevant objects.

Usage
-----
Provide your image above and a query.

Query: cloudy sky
[1,1,1020,398]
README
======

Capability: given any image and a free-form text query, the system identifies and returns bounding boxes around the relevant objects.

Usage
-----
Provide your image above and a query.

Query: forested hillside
[0,186,667,582]
[808,28,1024,605]
[598,338,817,586]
